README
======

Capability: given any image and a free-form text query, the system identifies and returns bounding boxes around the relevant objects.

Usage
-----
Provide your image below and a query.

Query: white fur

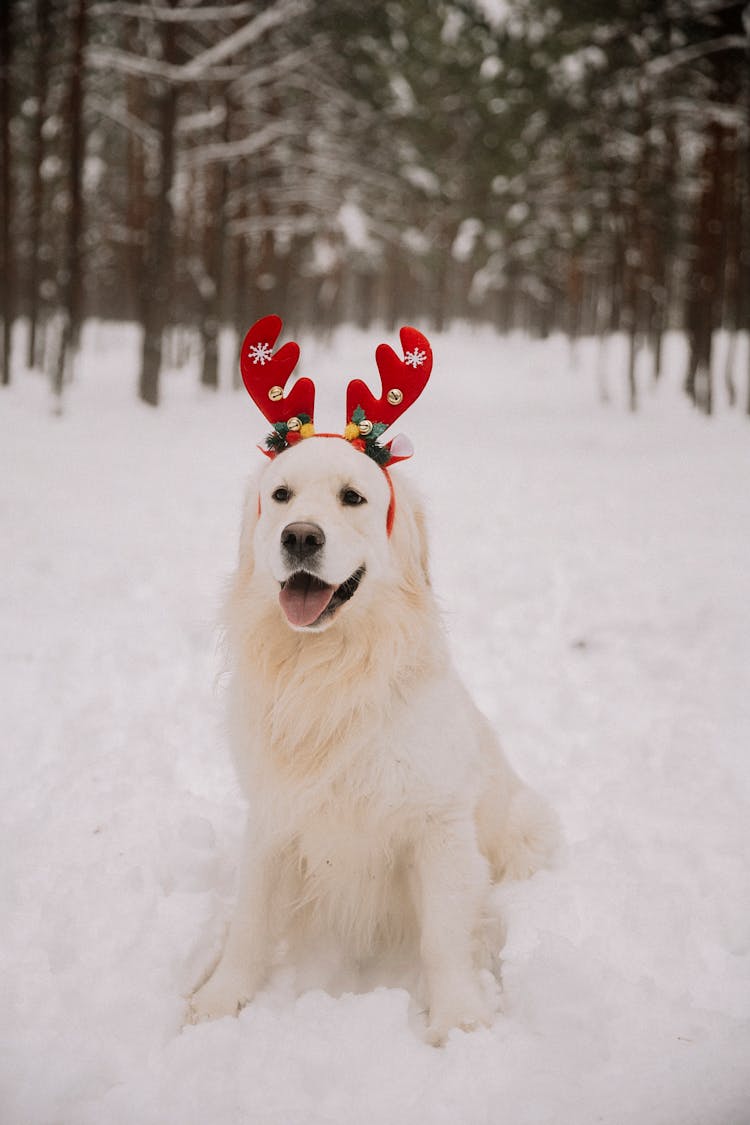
[189,438,558,1043]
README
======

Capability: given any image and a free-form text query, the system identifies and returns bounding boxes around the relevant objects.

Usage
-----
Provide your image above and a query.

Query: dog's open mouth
[279,566,366,628]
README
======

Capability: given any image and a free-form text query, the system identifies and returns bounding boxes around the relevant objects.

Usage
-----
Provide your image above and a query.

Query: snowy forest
[4,5,750,1122]
[0,0,749,411]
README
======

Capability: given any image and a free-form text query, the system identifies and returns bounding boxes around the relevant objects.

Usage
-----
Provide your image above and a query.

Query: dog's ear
[412,502,431,587]
[236,473,262,579]
[389,474,431,589]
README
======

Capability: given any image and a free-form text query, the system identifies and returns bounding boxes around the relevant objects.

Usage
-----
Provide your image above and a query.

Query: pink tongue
[279,574,335,627]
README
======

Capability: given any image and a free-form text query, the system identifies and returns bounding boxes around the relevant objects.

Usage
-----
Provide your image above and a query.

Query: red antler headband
[239,315,433,467]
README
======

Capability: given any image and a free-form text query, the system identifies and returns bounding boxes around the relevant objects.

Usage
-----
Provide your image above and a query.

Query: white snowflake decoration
[248,341,274,366]
[404,348,426,368]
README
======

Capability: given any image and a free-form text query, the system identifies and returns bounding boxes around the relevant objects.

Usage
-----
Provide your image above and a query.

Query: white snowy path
[1,325,749,1125]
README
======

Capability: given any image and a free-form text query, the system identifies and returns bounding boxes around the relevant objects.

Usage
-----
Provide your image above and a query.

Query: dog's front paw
[425,988,493,1046]
[187,972,252,1025]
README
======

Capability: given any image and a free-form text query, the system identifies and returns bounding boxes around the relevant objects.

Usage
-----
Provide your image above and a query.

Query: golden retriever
[189,431,558,1044]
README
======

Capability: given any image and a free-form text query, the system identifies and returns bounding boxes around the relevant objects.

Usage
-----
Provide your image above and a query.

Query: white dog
[189,425,558,1043]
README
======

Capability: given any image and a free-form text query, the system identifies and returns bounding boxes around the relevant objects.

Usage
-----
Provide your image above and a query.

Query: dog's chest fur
[248,674,482,958]
[290,801,416,954]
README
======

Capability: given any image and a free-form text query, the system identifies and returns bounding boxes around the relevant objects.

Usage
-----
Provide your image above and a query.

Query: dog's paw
[187,974,250,1025]
[425,989,494,1046]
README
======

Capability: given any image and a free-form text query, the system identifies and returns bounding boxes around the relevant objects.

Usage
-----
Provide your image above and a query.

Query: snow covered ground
[2,322,749,1125]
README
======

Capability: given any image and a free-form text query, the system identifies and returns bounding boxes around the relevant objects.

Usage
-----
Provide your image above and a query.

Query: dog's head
[240,436,429,633]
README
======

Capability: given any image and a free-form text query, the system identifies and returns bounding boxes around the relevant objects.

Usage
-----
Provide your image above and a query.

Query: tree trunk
[684,122,725,415]
[567,253,583,342]
[626,315,638,413]
[249,192,278,323]
[384,243,407,333]
[622,222,639,413]
[27,0,51,370]
[724,331,737,408]
[53,0,87,401]
[201,101,231,390]
[721,127,742,408]
[432,224,457,333]
[742,48,750,417]
[232,213,247,390]
[138,7,178,407]
[0,0,14,385]
[125,19,147,325]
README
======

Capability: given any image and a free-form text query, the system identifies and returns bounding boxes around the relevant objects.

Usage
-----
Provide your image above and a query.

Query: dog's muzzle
[279,566,366,628]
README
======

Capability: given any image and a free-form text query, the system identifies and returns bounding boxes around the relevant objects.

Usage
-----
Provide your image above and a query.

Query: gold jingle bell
[387,387,404,406]
[287,416,302,431]
[358,418,374,436]
[268,385,284,402]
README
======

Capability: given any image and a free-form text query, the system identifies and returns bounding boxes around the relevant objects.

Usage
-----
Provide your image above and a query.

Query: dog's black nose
[281,521,326,562]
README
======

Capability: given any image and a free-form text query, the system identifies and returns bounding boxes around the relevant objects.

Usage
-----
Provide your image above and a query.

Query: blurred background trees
[0,0,747,410]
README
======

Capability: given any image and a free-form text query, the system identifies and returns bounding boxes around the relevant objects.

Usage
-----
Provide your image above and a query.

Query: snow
[2,322,749,1125]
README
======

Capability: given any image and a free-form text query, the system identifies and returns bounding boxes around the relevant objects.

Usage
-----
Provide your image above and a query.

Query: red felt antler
[240,315,315,425]
[346,326,432,431]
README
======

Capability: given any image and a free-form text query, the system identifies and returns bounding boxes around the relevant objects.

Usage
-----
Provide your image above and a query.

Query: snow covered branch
[228,212,320,237]
[664,0,748,19]
[178,0,309,78]
[89,2,256,21]
[660,96,745,129]
[85,45,241,83]
[644,35,747,76]
[86,0,308,86]
[176,105,228,137]
[228,46,312,96]
[180,120,294,166]
[86,93,161,149]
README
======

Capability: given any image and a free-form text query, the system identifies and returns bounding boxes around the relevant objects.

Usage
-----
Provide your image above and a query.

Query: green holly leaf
[265,431,287,452]
[365,442,392,466]
[351,406,365,424]
[370,422,388,438]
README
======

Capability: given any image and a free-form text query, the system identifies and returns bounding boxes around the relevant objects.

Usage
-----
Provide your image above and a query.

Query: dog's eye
[341,488,366,507]
[271,486,292,503]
